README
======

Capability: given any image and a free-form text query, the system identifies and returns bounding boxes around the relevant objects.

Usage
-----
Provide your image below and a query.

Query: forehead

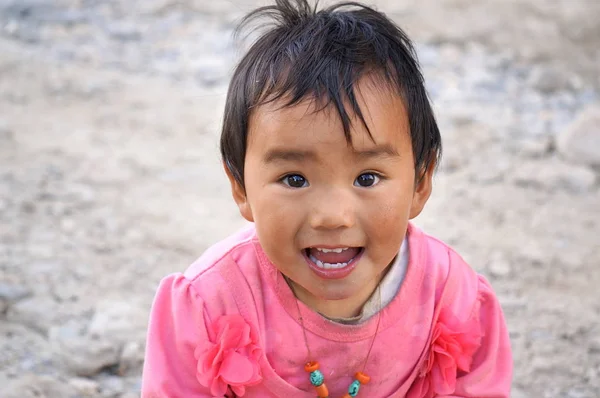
[247,78,410,151]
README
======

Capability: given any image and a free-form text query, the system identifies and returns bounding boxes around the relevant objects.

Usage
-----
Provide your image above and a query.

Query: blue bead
[349,380,361,396]
[309,370,324,386]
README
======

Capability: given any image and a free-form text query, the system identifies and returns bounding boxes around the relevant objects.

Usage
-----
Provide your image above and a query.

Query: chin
[314,286,358,301]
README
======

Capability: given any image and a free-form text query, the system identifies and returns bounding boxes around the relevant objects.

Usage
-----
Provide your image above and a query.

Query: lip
[302,247,364,280]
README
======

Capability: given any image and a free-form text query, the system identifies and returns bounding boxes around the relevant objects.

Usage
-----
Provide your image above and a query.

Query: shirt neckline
[254,222,426,341]
[322,235,409,324]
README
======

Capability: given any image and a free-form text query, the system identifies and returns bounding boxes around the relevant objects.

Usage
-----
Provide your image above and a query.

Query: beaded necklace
[292,285,382,398]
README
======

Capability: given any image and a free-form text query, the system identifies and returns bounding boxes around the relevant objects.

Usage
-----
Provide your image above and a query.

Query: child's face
[227,79,434,317]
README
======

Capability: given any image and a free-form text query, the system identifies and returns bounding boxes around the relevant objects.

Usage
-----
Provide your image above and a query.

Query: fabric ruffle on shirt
[407,293,484,398]
[194,314,263,396]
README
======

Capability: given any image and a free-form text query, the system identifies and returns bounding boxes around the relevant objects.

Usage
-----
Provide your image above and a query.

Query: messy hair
[220,0,442,188]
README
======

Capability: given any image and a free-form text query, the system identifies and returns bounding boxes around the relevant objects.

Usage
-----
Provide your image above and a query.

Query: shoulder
[407,226,512,396]
[409,223,493,312]
[160,224,264,316]
[143,227,267,396]
[183,223,258,281]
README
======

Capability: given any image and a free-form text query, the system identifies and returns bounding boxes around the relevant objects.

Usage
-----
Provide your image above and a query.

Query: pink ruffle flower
[195,314,263,396]
[408,304,483,398]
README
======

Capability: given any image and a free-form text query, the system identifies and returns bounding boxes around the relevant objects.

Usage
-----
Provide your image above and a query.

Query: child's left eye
[354,172,381,187]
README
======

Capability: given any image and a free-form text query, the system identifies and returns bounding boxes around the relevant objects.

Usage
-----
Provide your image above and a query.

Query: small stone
[136,0,172,14]
[3,374,78,398]
[106,21,143,41]
[439,146,467,173]
[7,295,60,334]
[99,375,126,396]
[69,377,100,396]
[61,217,76,232]
[529,328,554,341]
[0,282,31,302]
[557,105,600,167]
[515,136,553,158]
[0,283,31,314]
[470,158,511,184]
[511,386,530,398]
[566,388,589,398]
[0,121,14,141]
[28,243,55,258]
[438,43,463,63]
[518,110,549,137]
[530,355,555,372]
[4,20,18,35]
[487,252,512,277]
[88,299,148,344]
[20,200,35,213]
[589,336,600,354]
[66,183,96,203]
[0,198,8,212]
[195,56,231,87]
[41,9,87,24]
[489,261,511,277]
[186,0,237,14]
[528,66,571,93]
[49,321,121,377]
[512,159,596,193]
[118,341,145,375]
[500,296,527,311]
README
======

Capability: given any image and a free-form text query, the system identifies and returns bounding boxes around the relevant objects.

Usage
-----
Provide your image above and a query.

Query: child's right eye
[281,174,309,188]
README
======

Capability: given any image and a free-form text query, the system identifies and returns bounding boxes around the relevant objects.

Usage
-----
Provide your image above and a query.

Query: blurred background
[0,0,599,397]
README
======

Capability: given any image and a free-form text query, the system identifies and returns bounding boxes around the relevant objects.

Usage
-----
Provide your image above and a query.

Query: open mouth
[303,246,364,270]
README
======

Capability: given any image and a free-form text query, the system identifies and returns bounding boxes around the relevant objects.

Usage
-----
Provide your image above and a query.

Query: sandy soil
[1,0,599,397]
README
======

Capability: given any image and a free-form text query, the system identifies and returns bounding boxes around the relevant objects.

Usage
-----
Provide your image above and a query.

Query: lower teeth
[309,254,353,269]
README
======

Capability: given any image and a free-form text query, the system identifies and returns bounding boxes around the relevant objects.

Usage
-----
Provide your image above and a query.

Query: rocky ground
[0,0,599,397]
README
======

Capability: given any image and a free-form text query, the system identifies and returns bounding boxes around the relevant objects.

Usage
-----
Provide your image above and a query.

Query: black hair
[220,0,442,189]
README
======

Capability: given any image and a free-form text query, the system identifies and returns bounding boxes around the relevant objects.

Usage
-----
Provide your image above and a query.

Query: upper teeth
[315,247,348,253]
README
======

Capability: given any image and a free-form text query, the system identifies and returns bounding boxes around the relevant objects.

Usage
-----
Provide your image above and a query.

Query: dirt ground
[1,0,599,397]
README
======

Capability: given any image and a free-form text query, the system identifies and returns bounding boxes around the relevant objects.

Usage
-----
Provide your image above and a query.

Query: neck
[301,284,376,319]
[285,270,388,319]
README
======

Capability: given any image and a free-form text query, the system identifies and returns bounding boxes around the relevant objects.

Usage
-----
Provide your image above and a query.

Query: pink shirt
[141,223,512,397]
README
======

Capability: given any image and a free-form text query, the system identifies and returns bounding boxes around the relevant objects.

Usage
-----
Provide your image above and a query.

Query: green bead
[309,370,324,386]
[349,380,361,396]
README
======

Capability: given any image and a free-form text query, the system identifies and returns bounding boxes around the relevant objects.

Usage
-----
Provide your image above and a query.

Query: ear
[224,163,254,222]
[409,157,436,219]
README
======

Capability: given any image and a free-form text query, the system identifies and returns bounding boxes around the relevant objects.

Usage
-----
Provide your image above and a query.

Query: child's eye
[354,172,381,187]
[281,174,309,188]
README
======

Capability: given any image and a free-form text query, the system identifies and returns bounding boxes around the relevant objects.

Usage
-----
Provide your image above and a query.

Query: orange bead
[341,395,352,398]
[355,371,371,384]
[304,361,320,372]
[315,383,329,397]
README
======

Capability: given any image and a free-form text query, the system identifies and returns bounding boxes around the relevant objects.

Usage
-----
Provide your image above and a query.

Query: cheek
[363,192,411,242]
[255,189,304,225]
[252,190,306,250]
[254,217,297,272]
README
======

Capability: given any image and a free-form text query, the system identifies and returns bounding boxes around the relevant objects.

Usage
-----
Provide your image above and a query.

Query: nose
[309,187,356,230]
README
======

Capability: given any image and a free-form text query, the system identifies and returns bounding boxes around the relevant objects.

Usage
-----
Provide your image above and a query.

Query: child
[141,0,513,396]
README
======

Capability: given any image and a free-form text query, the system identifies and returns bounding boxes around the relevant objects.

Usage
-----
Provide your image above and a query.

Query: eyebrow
[263,144,400,164]
[263,149,317,163]
[353,144,400,159]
